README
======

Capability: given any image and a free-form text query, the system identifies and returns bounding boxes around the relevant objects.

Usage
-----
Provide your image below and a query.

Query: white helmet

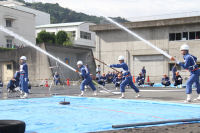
[118,55,125,61]
[20,56,27,61]
[180,44,189,51]
[77,60,83,65]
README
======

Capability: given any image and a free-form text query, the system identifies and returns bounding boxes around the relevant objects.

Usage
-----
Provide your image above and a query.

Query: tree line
[36,30,73,46]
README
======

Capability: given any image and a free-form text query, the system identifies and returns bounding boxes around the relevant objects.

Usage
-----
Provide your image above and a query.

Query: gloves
[24,78,28,82]
[170,57,175,61]
[176,60,180,65]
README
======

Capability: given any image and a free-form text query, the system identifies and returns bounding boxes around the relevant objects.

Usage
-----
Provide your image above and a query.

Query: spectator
[161,74,171,87]
[172,64,177,82]
[0,80,3,88]
[98,73,107,86]
[96,71,101,80]
[112,71,117,79]
[141,66,146,80]
[7,71,20,92]
[106,71,113,83]
[136,73,145,86]
[174,72,183,87]
[113,73,123,90]
[96,65,101,73]
[54,72,61,85]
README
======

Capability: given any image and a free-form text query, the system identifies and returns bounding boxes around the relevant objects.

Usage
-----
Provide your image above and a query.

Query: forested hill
[15,0,129,24]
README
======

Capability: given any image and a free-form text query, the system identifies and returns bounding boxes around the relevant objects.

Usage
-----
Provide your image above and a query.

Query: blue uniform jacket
[99,76,107,81]
[162,77,170,83]
[142,68,146,74]
[110,63,130,76]
[113,77,122,84]
[54,74,60,79]
[136,76,145,83]
[14,71,20,81]
[20,63,28,79]
[172,66,177,73]
[80,65,90,79]
[179,53,198,73]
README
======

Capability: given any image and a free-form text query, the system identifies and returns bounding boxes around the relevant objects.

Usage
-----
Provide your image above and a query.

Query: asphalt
[1,83,200,105]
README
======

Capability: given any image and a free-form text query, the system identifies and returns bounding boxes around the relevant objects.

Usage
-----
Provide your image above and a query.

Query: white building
[0,5,35,48]
[36,22,96,48]
[0,0,50,26]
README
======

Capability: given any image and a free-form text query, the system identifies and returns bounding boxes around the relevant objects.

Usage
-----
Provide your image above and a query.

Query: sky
[24,0,200,20]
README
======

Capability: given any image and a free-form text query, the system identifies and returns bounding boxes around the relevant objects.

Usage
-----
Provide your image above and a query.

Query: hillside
[16,0,129,24]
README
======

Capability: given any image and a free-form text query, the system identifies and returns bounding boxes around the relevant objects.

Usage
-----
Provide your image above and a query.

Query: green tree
[36,30,55,44]
[25,2,129,24]
[56,31,68,45]
[63,32,73,46]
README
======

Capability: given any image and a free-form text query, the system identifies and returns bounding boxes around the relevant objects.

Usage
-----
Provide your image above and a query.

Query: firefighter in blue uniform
[77,61,97,96]
[110,56,140,98]
[19,56,29,98]
[176,44,200,102]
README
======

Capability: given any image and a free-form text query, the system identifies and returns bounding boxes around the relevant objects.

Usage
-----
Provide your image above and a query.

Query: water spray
[0,26,117,96]
[104,17,175,60]
[0,26,78,73]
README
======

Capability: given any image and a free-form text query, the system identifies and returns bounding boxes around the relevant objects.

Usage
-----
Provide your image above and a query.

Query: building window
[80,31,91,40]
[189,32,195,40]
[196,31,200,39]
[182,32,188,40]
[6,19,12,27]
[169,31,200,41]
[169,33,175,41]
[175,33,181,40]
[6,39,13,48]
[7,64,12,70]
[72,31,76,38]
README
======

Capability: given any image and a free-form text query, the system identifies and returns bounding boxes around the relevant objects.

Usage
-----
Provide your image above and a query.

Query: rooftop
[90,16,200,31]
[0,0,25,6]
[36,22,90,28]
[0,4,35,15]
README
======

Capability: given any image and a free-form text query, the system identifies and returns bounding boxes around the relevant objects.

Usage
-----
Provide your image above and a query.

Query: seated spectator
[161,74,171,87]
[106,71,113,83]
[113,73,123,90]
[174,72,183,87]
[96,71,101,80]
[54,72,61,85]
[136,73,145,86]
[112,71,117,79]
[98,73,107,86]
[96,65,101,73]
[7,71,20,92]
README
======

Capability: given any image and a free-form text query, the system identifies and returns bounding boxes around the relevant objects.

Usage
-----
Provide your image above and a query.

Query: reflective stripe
[191,68,199,72]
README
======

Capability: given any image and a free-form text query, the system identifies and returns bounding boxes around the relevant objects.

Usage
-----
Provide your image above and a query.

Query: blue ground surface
[0,96,200,133]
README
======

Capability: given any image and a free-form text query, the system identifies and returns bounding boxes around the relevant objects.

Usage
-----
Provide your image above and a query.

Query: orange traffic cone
[147,76,150,83]
[45,79,49,87]
[67,78,70,86]
[132,75,135,83]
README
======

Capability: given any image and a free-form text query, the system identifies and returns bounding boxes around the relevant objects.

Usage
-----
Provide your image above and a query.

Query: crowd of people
[95,64,184,89]
[1,44,199,102]
[161,72,183,87]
